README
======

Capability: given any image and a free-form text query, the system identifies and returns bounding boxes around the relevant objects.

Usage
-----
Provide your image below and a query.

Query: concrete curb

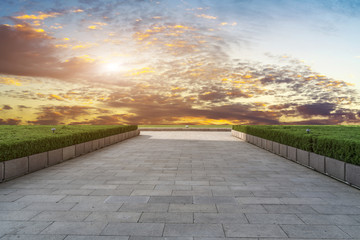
[1,129,140,183]
[231,130,360,189]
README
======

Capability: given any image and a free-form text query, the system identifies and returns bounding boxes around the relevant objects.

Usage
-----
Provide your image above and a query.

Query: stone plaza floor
[0,131,360,239]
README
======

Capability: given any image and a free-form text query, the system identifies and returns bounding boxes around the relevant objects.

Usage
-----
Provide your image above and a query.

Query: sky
[0,0,359,125]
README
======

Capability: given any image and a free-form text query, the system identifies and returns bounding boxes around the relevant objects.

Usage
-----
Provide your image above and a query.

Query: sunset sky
[0,0,359,125]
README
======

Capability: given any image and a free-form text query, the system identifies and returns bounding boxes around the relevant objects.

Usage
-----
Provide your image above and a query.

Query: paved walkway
[0,131,360,239]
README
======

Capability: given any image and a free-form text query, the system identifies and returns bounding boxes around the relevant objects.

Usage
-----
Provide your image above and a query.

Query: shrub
[0,125,137,162]
[232,125,360,165]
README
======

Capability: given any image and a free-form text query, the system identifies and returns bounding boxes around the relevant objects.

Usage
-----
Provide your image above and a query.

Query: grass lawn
[139,125,232,128]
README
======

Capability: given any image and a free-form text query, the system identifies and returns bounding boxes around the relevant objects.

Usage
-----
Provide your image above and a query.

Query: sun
[103,62,121,73]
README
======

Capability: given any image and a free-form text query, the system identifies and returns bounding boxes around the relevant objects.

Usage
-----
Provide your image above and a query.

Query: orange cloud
[126,67,154,76]
[72,43,97,49]
[87,22,108,30]
[88,25,98,30]
[72,9,84,13]
[173,116,236,125]
[14,11,61,20]
[0,77,22,86]
[48,94,64,101]
[196,14,217,19]
[50,25,63,29]
[55,44,70,48]
[93,22,107,26]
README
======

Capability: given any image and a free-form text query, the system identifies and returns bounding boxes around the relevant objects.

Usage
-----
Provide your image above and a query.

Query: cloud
[88,25,99,30]
[0,23,59,78]
[0,23,101,81]
[27,105,110,125]
[0,0,359,125]
[297,103,336,117]
[69,114,131,125]
[0,76,22,86]
[2,105,13,110]
[18,105,31,110]
[14,11,61,20]
[196,14,217,20]
[0,118,21,125]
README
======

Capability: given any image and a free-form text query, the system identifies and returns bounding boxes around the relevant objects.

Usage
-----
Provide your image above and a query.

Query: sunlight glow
[102,62,123,73]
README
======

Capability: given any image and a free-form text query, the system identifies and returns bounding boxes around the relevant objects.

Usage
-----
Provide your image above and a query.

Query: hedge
[0,125,138,162]
[232,125,360,166]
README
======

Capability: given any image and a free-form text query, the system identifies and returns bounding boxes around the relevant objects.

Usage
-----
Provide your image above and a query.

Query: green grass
[0,125,137,162]
[232,125,360,165]
[139,125,232,128]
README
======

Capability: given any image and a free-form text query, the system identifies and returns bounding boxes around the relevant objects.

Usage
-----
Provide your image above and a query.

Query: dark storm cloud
[297,103,336,117]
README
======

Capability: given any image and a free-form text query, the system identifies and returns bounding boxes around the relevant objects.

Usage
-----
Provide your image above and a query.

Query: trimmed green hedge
[232,125,360,166]
[0,125,137,162]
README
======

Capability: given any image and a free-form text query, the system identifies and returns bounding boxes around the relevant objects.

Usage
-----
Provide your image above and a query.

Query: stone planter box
[265,140,273,152]
[261,139,266,149]
[273,142,280,155]
[104,137,110,146]
[242,133,247,141]
[29,152,48,173]
[234,131,239,138]
[325,157,345,181]
[75,143,85,157]
[255,136,261,147]
[118,133,124,142]
[346,163,360,188]
[0,162,4,182]
[111,135,117,144]
[279,144,287,158]
[1,130,140,183]
[231,129,360,190]
[248,135,253,144]
[251,135,256,144]
[309,153,325,173]
[48,149,63,166]
[287,146,297,162]
[4,157,28,180]
[297,149,309,166]
[84,141,93,154]
[92,139,100,150]
[99,138,105,148]
[63,145,75,161]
